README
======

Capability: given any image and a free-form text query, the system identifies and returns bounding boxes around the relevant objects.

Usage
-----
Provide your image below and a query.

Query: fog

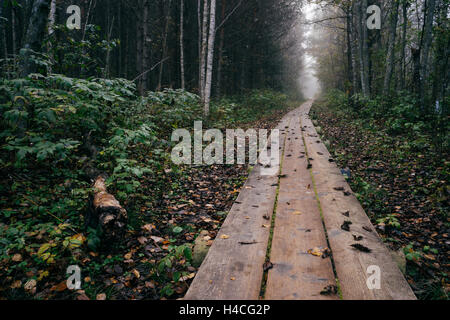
[299,2,321,99]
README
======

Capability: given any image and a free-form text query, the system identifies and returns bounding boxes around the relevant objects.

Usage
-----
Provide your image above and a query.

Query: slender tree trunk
[420,0,437,112]
[136,1,144,94]
[180,0,185,90]
[399,0,408,90]
[198,0,202,94]
[142,0,150,91]
[104,17,114,79]
[421,0,437,81]
[350,1,359,93]
[412,46,422,97]
[48,0,57,36]
[360,0,370,97]
[346,5,353,97]
[0,2,8,61]
[216,0,226,97]
[20,0,51,77]
[356,1,365,95]
[431,0,449,110]
[80,0,94,77]
[47,0,57,74]
[12,8,17,56]
[204,0,216,117]
[383,0,399,96]
[200,0,210,101]
[157,0,172,91]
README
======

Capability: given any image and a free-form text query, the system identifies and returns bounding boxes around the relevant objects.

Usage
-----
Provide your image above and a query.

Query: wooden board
[265,108,337,300]
[300,102,416,300]
[184,110,294,300]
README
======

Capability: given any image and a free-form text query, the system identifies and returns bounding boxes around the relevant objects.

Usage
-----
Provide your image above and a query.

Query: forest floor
[311,99,449,300]
[186,101,416,300]
[0,77,300,300]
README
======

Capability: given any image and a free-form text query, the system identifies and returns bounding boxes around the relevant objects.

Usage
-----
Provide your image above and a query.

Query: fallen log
[88,175,128,249]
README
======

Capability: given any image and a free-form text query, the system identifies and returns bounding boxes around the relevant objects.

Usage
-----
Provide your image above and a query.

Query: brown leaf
[96,293,107,300]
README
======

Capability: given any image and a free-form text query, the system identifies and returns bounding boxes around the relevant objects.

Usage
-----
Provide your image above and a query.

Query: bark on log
[91,175,127,247]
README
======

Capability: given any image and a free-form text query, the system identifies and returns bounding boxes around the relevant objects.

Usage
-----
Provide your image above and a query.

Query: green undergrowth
[311,90,449,300]
[0,73,297,299]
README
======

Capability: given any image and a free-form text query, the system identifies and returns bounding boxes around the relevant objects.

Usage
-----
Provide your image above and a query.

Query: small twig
[132,57,169,82]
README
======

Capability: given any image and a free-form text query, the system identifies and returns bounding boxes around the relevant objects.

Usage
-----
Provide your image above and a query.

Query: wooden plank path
[185,101,416,300]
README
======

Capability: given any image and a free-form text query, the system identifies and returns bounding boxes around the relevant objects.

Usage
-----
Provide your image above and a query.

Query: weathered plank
[300,102,416,300]
[184,110,294,300]
[265,109,337,300]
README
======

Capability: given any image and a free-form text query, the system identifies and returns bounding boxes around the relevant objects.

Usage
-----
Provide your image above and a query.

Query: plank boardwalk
[184,101,416,300]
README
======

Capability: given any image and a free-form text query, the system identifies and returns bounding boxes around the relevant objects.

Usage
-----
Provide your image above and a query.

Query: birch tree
[383,0,400,95]
[204,0,216,117]
[19,0,51,77]
[180,0,185,90]
[200,0,210,101]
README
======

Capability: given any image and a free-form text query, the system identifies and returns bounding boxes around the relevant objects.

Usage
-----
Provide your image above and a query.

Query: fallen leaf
[124,252,132,260]
[263,261,274,271]
[150,236,164,243]
[12,254,22,262]
[24,279,37,292]
[51,281,67,292]
[96,293,106,300]
[10,280,22,289]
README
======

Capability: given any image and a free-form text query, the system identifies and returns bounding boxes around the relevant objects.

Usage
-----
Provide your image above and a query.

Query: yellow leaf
[307,247,323,257]
[37,243,52,258]
[68,234,86,249]
[124,252,132,260]
[38,270,49,281]
[220,235,230,239]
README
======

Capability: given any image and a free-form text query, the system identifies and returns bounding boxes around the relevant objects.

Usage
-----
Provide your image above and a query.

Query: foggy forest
[0,0,448,303]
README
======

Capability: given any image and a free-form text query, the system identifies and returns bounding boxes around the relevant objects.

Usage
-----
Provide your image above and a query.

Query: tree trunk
[180,0,185,90]
[204,0,216,117]
[157,0,172,91]
[383,0,399,96]
[0,2,8,60]
[360,0,370,97]
[431,0,449,111]
[198,0,202,94]
[216,0,226,97]
[88,175,128,249]
[142,0,151,91]
[399,0,408,90]
[421,0,436,81]
[420,0,437,112]
[20,0,51,77]
[47,0,57,74]
[104,1,114,79]
[136,1,144,94]
[346,5,353,97]
[200,0,210,101]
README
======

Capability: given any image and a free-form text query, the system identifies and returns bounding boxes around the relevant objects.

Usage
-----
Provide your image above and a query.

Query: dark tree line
[0,0,306,113]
